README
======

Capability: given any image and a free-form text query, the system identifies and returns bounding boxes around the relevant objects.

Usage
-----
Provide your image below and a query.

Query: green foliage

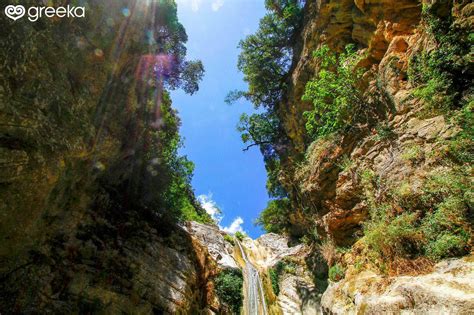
[224,234,235,246]
[361,167,472,267]
[447,100,474,164]
[229,0,304,109]
[364,212,422,259]
[401,144,424,162]
[269,267,280,295]
[255,198,291,234]
[265,159,287,198]
[124,93,210,225]
[229,1,305,222]
[408,3,472,114]
[236,111,288,201]
[374,123,396,141]
[420,170,472,260]
[302,44,366,139]
[274,259,297,275]
[337,155,354,172]
[300,226,320,245]
[328,263,345,282]
[269,259,298,294]
[235,231,246,241]
[214,269,244,314]
[237,111,282,158]
[425,233,468,260]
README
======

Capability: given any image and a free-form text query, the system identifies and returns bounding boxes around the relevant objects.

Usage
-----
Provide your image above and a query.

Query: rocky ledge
[321,255,474,314]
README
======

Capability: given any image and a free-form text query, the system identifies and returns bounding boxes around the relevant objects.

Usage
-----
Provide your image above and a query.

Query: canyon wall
[0,1,218,313]
[278,0,472,253]
[269,0,473,312]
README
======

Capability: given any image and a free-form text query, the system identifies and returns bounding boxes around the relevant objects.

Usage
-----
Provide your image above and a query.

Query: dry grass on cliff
[388,257,434,276]
[318,240,338,267]
[294,134,342,191]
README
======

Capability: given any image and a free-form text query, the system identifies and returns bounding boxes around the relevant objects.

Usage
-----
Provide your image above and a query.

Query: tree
[228,0,304,110]
[302,44,365,139]
[214,269,244,313]
[255,198,291,234]
[230,0,303,209]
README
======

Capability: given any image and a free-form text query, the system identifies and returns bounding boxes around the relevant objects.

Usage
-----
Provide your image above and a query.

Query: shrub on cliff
[235,231,246,241]
[302,44,366,140]
[328,263,345,282]
[360,167,471,271]
[214,269,244,314]
[255,198,291,234]
[269,259,298,295]
[409,2,472,115]
[224,234,235,245]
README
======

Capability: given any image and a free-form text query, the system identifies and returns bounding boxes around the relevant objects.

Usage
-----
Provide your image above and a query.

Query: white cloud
[211,0,224,11]
[191,0,202,11]
[222,217,244,234]
[197,194,245,234]
[197,193,222,221]
[176,0,202,12]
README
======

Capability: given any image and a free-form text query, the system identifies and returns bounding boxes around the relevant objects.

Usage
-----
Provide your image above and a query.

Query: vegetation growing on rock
[214,269,244,314]
[302,44,366,139]
[237,0,473,283]
[0,0,212,312]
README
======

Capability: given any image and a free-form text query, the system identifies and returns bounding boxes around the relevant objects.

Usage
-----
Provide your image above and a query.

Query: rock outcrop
[321,255,474,314]
[280,0,472,245]
[186,221,239,270]
[271,0,473,313]
[240,233,322,315]
[247,233,304,268]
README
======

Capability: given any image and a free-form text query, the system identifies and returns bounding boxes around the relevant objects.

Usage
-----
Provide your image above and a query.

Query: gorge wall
[262,0,473,313]
[0,0,219,313]
[280,0,472,242]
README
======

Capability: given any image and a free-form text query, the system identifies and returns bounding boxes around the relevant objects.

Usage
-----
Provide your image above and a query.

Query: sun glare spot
[121,7,131,17]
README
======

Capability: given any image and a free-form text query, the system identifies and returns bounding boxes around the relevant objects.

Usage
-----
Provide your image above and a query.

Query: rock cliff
[0,1,217,313]
[280,0,472,242]
[322,255,474,314]
[267,0,473,313]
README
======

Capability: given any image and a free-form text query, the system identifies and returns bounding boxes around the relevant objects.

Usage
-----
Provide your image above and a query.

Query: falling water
[236,239,268,315]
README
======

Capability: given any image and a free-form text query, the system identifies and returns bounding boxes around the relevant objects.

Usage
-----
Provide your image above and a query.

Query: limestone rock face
[321,256,474,314]
[252,233,305,268]
[282,0,422,155]
[278,272,322,315]
[274,0,473,313]
[279,0,472,247]
[185,221,239,270]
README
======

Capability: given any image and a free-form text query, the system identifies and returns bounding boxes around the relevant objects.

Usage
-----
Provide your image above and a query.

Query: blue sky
[170,0,267,238]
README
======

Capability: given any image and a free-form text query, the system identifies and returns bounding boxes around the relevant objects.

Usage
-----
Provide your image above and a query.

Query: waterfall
[236,239,268,315]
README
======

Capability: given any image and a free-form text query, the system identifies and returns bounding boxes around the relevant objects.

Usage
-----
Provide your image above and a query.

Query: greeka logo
[4,5,25,21]
[4,4,85,22]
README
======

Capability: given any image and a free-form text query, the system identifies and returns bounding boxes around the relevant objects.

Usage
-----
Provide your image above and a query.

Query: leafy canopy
[214,269,243,313]
[255,198,291,234]
[302,44,365,140]
[229,1,304,205]
[228,0,304,109]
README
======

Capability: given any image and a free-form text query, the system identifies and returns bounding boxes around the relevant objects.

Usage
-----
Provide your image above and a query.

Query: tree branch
[243,141,273,151]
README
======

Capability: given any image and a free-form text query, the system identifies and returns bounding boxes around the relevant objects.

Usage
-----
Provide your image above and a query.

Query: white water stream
[236,239,268,315]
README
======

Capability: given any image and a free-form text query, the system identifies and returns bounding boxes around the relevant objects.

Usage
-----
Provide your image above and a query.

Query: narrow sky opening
[170,0,267,238]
